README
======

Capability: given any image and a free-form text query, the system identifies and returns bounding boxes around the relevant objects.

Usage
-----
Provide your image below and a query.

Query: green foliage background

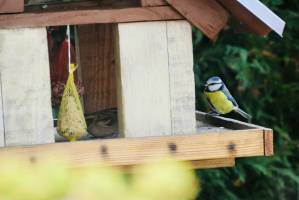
[194,1,299,199]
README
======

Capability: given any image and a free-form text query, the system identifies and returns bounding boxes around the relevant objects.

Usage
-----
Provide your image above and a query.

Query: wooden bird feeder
[0,0,285,169]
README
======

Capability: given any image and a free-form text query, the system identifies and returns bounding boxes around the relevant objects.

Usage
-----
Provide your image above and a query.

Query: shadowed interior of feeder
[47,25,119,142]
[46,24,251,143]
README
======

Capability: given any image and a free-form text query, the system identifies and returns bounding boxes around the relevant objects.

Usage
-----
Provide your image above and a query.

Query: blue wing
[221,84,239,107]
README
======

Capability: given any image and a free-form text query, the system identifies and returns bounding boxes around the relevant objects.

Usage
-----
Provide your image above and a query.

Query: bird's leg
[207,111,220,116]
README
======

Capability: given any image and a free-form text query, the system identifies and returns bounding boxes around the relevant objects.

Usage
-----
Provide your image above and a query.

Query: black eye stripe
[209,83,221,85]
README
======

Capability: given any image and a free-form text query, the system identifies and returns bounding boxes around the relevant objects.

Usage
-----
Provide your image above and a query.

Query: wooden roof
[0,0,285,40]
[163,0,285,39]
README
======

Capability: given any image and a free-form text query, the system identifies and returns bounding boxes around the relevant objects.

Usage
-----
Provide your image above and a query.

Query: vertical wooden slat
[0,28,55,146]
[0,0,24,13]
[167,21,196,135]
[76,24,117,114]
[116,20,196,137]
[116,21,172,137]
[0,74,4,147]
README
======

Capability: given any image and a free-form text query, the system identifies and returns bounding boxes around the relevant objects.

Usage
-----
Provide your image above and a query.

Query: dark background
[194,0,299,199]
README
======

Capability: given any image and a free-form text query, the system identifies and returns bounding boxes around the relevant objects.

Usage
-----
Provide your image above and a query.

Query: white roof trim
[237,0,286,37]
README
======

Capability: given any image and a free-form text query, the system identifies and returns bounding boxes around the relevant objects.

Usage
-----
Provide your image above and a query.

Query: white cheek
[208,84,222,91]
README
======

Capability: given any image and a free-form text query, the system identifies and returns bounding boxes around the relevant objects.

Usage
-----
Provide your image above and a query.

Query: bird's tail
[234,108,252,120]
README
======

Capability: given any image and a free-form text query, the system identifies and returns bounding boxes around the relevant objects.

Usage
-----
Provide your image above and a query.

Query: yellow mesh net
[57,64,87,141]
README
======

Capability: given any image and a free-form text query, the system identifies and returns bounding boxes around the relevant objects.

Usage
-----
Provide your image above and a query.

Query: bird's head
[205,76,224,92]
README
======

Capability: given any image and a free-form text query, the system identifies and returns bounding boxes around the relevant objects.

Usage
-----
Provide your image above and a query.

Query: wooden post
[0,28,55,146]
[0,79,4,147]
[116,20,196,137]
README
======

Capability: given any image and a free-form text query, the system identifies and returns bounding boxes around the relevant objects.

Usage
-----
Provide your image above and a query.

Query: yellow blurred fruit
[0,157,28,200]
[68,164,129,200]
[131,158,200,200]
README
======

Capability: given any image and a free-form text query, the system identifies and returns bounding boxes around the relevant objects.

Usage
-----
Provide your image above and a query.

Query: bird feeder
[0,0,285,169]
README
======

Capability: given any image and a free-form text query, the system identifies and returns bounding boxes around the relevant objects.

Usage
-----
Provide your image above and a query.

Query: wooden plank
[166,21,196,135]
[196,111,263,130]
[116,21,172,137]
[0,6,183,29]
[25,0,140,12]
[0,0,24,13]
[0,74,4,147]
[218,0,285,36]
[165,0,229,40]
[0,28,55,146]
[263,129,273,156]
[140,0,167,7]
[77,24,117,114]
[112,158,235,171]
[217,0,272,36]
[116,20,196,137]
[0,130,265,167]
[191,158,235,169]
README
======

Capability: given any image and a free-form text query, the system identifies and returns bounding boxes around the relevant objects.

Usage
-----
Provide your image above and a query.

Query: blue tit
[204,76,251,119]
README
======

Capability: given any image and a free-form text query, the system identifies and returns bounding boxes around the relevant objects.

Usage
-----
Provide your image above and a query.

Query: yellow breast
[204,91,234,114]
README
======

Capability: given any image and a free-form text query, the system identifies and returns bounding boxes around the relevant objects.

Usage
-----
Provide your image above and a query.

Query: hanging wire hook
[67,25,71,73]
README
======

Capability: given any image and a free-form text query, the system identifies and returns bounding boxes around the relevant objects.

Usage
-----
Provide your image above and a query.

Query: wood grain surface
[77,24,117,114]
[165,0,229,40]
[0,6,183,29]
[0,129,267,168]
[140,0,167,7]
[0,0,24,13]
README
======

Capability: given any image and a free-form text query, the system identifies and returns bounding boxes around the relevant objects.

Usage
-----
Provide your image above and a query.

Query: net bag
[57,64,87,141]
[57,25,86,141]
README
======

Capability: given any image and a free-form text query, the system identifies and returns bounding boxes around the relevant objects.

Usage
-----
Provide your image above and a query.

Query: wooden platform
[0,112,273,169]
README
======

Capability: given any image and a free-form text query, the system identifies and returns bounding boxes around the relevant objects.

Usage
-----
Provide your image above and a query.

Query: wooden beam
[115,20,196,137]
[263,129,273,156]
[165,0,230,40]
[217,0,272,36]
[25,0,140,12]
[0,28,55,146]
[0,0,24,13]
[0,129,266,168]
[0,6,183,29]
[140,0,167,7]
[116,21,172,137]
[119,158,235,171]
[167,21,196,135]
[191,158,235,169]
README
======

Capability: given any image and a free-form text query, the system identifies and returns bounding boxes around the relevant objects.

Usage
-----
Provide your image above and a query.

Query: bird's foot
[206,111,220,117]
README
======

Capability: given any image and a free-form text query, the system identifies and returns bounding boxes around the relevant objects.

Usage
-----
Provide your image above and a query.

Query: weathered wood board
[116,20,196,137]
[116,21,172,137]
[76,24,117,114]
[140,0,167,6]
[0,28,55,146]
[165,0,229,40]
[167,21,196,135]
[0,78,4,147]
[0,0,24,14]
[0,6,183,29]
[0,129,268,168]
